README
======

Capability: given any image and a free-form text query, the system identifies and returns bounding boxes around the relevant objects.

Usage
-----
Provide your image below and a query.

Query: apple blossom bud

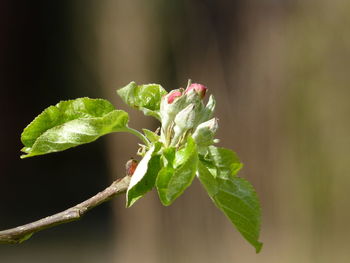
[170,103,201,146]
[160,89,187,137]
[185,83,208,99]
[167,90,182,104]
[159,83,212,147]
[174,103,198,130]
[192,118,218,146]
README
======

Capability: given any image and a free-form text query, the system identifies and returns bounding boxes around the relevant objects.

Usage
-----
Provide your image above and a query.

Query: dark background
[1,0,349,262]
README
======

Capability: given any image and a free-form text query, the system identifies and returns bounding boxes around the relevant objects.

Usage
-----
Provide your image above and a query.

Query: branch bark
[0,175,131,244]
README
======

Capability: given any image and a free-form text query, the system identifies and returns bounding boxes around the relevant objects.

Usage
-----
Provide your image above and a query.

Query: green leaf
[21,98,129,158]
[199,94,216,123]
[117,81,167,120]
[126,145,161,207]
[197,161,263,253]
[156,137,198,206]
[142,128,160,143]
[202,146,243,179]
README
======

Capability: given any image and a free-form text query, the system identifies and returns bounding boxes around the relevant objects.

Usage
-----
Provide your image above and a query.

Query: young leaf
[117,81,167,120]
[156,137,198,206]
[126,145,161,207]
[142,128,160,143]
[197,161,263,253]
[21,98,129,158]
[202,146,243,179]
[198,94,216,124]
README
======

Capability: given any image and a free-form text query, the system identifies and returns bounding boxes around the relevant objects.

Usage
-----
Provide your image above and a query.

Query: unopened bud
[167,90,182,104]
[160,89,187,137]
[170,103,201,146]
[192,118,218,146]
[185,83,207,99]
[174,103,198,130]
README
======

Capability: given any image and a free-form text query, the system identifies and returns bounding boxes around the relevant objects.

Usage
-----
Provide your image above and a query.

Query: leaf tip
[126,194,141,208]
[20,154,30,159]
[159,197,173,206]
[125,200,132,208]
[159,198,172,207]
[255,241,263,253]
[116,81,136,95]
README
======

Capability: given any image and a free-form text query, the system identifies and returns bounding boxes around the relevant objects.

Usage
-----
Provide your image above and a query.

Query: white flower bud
[192,118,218,146]
[160,90,184,120]
[160,90,187,140]
[170,103,201,146]
[184,89,202,106]
[174,103,197,130]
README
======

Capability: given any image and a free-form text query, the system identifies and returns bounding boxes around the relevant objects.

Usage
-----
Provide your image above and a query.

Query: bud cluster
[160,82,218,152]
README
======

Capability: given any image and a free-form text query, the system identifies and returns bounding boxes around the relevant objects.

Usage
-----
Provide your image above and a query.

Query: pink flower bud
[167,90,182,104]
[185,83,207,99]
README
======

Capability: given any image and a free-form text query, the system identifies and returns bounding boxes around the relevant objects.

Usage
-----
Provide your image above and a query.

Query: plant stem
[0,176,131,244]
[123,126,150,145]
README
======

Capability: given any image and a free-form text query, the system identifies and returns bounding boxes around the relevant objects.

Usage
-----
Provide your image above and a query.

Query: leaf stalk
[122,127,150,146]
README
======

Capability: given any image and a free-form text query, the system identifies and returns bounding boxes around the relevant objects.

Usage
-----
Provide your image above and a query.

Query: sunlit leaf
[21,98,128,158]
[202,146,243,179]
[126,145,161,207]
[142,128,160,143]
[156,137,198,206]
[197,161,263,253]
[117,81,167,120]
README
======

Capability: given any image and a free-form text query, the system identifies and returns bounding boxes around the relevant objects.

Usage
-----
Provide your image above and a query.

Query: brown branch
[0,175,131,244]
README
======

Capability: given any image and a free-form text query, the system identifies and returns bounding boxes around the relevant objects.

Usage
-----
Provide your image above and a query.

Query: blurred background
[1,0,349,262]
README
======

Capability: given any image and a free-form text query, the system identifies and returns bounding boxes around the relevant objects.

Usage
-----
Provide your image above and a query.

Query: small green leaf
[197,161,263,253]
[156,137,198,206]
[21,98,129,158]
[117,81,167,120]
[142,128,160,143]
[202,146,243,179]
[126,145,161,207]
[198,94,216,123]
